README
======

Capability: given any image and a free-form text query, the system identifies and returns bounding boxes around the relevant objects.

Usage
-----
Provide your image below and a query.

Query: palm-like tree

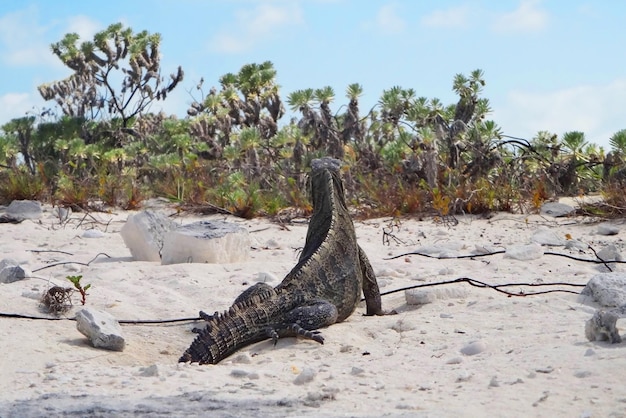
[341,83,364,145]
[609,129,626,154]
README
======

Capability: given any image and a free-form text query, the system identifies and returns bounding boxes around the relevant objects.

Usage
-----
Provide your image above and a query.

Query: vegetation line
[0,21,624,218]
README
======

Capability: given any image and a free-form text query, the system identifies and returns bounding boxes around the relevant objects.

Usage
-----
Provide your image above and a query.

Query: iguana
[179,157,393,365]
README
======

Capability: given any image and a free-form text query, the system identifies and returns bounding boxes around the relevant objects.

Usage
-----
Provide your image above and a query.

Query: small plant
[67,275,91,305]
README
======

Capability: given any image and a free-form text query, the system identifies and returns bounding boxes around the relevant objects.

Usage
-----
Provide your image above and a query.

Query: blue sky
[0,0,625,149]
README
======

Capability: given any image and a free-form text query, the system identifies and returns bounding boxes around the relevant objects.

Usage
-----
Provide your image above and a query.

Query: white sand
[0,204,625,417]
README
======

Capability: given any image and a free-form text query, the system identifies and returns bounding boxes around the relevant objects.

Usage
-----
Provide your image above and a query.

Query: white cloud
[0,92,43,123]
[209,3,304,53]
[375,3,407,34]
[65,15,102,41]
[494,78,626,149]
[492,0,548,33]
[0,6,57,67]
[421,5,470,29]
[0,8,101,69]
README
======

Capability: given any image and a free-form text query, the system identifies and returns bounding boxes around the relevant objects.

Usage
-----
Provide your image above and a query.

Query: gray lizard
[179,157,393,364]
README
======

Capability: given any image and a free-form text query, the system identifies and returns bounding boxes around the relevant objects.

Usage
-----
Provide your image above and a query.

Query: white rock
[75,308,125,351]
[504,243,543,261]
[255,271,278,283]
[405,289,437,305]
[138,364,159,377]
[120,210,176,262]
[161,220,250,265]
[580,272,626,307]
[460,340,487,356]
[82,229,105,238]
[472,244,500,255]
[405,286,469,305]
[532,227,566,246]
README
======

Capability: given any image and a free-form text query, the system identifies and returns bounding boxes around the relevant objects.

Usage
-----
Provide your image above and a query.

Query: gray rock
[138,364,159,377]
[120,210,176,262]
[532,227,566,246]
[504,243,544,261]
[161,220,250,265]
[52,206,71,221]
[405,286,470,305]
[460,340,487,356]
[597,223,620,236]
[585,307,624,343]
[6,200,42,219]
[75,308,125,351]
[0,258,30,283]
[540,202,575,217]
[596,244,623,262]
[580,272,626,307]
[293,367,316,385]
[0,200,42,223]
[565,239,588,251]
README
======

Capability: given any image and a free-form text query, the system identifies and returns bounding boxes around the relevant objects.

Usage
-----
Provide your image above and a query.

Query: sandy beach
[0,201,625,417]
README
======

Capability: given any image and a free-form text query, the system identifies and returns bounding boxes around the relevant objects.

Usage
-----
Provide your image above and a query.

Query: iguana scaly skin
[179,158,392,365]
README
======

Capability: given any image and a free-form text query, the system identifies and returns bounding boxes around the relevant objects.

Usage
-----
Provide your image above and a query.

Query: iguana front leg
[359,246,397,316]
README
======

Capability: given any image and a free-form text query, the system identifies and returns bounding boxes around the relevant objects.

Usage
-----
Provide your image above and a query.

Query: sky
[0,0,625,150]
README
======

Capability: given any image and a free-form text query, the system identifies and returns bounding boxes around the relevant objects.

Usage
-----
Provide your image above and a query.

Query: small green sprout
[66,275,91,305]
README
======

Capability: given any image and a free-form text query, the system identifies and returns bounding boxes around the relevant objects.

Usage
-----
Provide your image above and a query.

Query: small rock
[584,348,595,357]
[540,202,575,217]
[264,238,281,249]
[231,354,252,364]
[391,319,417,333]
[438,267,454,275]
[230,369,249,378]
[0,259,30,283]
[350,367,365,376]
[596,244,623,262]
[446,357,463,365]
[597,223,620,236]
[565,239,588,251]
[405,287,469,306]
[138,364,159,377]
[460,341,487,356]
[52,206,71,221]
[574,370,592,378]
[585,309,622,343]
[255,271,278,283]
[472,244,500,255]
[405,289,437,305]
[532,227,566,246]
[75,308,125,351]
[82,229,105,238]
[535,366,553,374]
[504,243,543,261]
[489,376,500,387]
[294,367,316,385]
